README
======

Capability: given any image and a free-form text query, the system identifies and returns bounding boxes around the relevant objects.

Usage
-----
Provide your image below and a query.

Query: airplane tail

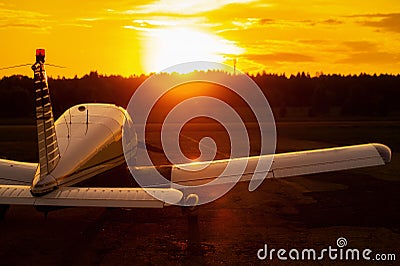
[31,49,60,177]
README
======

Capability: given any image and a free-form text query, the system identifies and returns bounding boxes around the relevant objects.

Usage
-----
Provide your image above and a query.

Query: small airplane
[0,49,392,217]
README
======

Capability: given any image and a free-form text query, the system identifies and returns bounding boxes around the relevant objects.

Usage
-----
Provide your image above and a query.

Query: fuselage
[31,103,137,195]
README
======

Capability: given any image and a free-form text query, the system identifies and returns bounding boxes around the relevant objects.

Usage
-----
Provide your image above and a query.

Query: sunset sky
[0,1,399,77]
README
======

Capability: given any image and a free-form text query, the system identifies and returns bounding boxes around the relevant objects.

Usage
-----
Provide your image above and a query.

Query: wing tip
[372,143,391,164]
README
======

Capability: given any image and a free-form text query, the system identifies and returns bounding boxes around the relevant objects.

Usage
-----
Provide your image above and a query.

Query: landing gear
[34,206,66,219]
[182,194,202,259]
[181,205,199,217]
[181,193,200,217]
[0,205,9,220]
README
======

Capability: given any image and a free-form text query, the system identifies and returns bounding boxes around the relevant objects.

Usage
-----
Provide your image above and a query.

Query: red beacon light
[36,49,46,63]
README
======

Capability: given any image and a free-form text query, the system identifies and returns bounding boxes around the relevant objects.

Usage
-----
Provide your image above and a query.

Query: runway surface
[0,121,399,265]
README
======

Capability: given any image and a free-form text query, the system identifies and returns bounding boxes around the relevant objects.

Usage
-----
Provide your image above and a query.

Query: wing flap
[0,186,183,208]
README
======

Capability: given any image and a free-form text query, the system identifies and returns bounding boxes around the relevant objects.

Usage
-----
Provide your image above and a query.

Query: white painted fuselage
[31,103,137,195]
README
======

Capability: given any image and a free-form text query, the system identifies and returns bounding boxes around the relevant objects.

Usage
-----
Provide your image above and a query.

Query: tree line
[0,71,399,121]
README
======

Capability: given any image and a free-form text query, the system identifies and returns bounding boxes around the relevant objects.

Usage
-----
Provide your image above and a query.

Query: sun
[143,27,243,73]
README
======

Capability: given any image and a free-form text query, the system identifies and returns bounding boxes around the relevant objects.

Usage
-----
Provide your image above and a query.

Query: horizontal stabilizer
[0,159,38,185]
[0,186,183,208]
[171,143,391,186]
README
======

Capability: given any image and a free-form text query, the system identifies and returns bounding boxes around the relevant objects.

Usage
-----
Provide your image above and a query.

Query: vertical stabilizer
[31,49,60,176]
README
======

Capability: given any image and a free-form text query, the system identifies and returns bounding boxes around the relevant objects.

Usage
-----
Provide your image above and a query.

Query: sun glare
[143,27,243,73]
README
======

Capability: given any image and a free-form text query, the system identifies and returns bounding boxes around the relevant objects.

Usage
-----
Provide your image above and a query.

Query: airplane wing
[0,186,182,208]
[0,159,38,185]
[169,143,391,187]
[0,143,391,208]
[0,159,182,208]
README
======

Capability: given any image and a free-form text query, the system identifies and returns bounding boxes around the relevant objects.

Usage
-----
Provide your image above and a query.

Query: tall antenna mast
[233,57,237,75]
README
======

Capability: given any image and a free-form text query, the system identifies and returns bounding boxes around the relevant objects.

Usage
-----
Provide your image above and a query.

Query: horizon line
[1,70,400,80]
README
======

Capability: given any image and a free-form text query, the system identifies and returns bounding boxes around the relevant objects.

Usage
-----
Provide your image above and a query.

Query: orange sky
[0,0,399,77]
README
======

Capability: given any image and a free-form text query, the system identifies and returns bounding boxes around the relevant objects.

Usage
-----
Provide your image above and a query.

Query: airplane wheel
[182,193,199,216]
[0,205,10,220]
[181,206,199,217]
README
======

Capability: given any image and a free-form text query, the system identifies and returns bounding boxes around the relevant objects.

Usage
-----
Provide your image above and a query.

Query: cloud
[245,52,315,63]
[259,18,275,25]
[0,23,41,29]
[336,52,399,65]
[0,7,48,21]
[350,13,400,33]
[226,17,345,33]
[78,17,103,22]
[299,39,330,45]
[0,6,50,31]
[132,0,257,15]
[322,19,343,25]
[230,18,273,30]
[124,17,209,32]
[60,23,92,28]
[342,41,378,52]
[224,17,314,34]
[299,18,345,27]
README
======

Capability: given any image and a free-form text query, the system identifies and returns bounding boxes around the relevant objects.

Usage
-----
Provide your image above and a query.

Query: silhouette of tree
[0,71,399,121]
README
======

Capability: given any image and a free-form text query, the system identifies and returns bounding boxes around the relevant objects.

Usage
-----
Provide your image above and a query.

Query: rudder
[31,49,60,177]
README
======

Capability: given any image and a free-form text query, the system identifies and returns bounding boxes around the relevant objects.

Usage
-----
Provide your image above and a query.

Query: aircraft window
[78,106,86,112]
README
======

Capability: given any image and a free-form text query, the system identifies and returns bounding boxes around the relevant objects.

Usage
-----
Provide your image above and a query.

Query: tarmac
[0,122,398,265]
